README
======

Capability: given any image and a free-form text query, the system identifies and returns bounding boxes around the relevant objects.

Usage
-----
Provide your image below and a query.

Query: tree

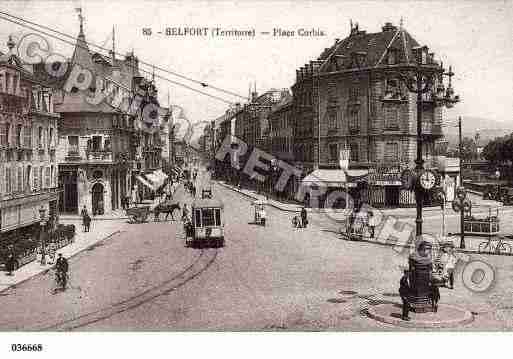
[482,133,513,164]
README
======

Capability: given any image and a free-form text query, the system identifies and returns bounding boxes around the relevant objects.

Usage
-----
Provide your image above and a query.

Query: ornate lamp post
[39,206,47,265]
[392,47,459,239]
[392,46,459,312]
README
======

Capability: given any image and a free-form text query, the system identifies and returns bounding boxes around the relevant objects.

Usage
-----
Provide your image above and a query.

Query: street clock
[419,170,436,190]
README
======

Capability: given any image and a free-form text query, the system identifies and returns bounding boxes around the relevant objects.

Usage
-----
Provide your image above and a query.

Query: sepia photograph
[0,0,512,356]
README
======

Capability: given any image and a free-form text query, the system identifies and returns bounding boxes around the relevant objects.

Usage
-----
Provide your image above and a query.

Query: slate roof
[33,26,142,114]
[313,23,424,73]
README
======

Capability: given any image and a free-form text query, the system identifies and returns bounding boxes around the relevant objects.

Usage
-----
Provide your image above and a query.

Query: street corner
[366,302,474,329]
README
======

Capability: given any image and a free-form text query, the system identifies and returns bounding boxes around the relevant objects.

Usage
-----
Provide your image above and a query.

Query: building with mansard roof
[294,21,459,208]
[35,16,167,215]
[0,35,60,257]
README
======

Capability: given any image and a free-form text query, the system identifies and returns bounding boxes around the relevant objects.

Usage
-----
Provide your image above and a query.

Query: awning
[302,169,348,187]
[302,169,368,188]
[136,175,156,191]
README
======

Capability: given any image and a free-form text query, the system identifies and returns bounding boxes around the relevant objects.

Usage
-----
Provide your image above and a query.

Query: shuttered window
[45,167,51,188]
[385,142,399,163]
[33,166,39,191]
[350,142,359,162]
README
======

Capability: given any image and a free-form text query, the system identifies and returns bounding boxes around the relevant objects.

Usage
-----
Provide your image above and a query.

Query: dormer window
[387,48,398,65]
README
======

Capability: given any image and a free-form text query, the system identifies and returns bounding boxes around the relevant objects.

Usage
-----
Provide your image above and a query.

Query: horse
[153,202,181,221]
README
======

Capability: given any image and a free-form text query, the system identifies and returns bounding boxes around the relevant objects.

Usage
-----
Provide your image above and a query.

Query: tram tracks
[39,248,218,331]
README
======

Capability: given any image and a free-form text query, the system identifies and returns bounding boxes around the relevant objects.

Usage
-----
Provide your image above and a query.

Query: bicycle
[478,236,512,255]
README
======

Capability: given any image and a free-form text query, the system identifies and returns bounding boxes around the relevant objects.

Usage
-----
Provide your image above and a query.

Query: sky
[1,0,512,132]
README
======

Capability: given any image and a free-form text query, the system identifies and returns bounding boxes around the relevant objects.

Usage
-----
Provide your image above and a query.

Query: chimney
[382,22,397,32]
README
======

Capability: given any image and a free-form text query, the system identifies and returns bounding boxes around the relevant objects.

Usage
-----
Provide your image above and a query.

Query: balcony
[65,150,81,162]
[86,150,113,163]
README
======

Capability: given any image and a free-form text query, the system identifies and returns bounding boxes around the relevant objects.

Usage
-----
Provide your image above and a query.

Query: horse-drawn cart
[126,206,151,223]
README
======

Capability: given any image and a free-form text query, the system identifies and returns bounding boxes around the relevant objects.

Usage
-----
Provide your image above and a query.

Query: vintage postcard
[0,0,512,354]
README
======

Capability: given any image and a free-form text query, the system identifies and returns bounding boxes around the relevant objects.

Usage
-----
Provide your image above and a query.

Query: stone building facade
[296,22,458,207]
[0,36,60,243]
[49,18,166,214]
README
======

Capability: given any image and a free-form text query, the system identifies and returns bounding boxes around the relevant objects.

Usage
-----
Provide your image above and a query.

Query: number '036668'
[11,344,43,351]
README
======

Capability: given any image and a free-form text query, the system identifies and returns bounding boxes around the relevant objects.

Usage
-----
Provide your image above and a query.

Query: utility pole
[459,116,465,249]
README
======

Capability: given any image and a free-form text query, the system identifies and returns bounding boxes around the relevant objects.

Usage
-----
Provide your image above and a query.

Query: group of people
[347,206,377,238]
[292,207,309,228]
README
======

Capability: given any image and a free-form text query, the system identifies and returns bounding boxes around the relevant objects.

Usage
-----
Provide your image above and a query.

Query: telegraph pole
[459,116,465,249]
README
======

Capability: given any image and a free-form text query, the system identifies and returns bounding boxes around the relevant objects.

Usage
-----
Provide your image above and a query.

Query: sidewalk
[217,180,508,219]
[0,218,125,293]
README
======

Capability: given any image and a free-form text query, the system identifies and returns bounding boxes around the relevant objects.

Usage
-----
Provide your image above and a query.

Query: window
[39,166,43,189]
[6,167,11,193]
[33,166,39,190]
[24,126,32,148]
[215,209,221,226]
[385,106,400,129]
[26,165,31,191]
[200,208,215,227]
[385,142,399,163]
[92,136,102,151]
[68,136,79,154]
[387,49,397,65]
[349,87,359,102]
[45,167,51,188]
[194,209,202,227]
[38,126,43,148]
[17,167,23,192]
[329,143,338,161]
[350,142,359,162]
[328,112,337,130]
[349,110,359,132]
[16,125,22,147]
[49,128,54,148]
[0,123,8,146]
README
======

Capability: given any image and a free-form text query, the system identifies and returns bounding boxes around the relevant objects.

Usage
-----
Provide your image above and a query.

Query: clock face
[420,171,436,190]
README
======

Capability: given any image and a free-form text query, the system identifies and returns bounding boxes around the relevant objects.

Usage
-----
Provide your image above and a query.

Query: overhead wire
[0,12,240,105]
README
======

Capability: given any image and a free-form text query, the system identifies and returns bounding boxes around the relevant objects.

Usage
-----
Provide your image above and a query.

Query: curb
[366,303,474,328]
[0,230,122,294]
[60,216,129,221]
[216,182,301,213]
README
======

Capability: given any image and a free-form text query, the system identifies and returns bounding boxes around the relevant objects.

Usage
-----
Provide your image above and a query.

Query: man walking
[300,207,308,228]
[399,269,410,321]
[431,284,440,313]
[80,205,88,232]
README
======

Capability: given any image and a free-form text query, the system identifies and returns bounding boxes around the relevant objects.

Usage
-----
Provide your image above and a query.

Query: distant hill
[443,117,513,147]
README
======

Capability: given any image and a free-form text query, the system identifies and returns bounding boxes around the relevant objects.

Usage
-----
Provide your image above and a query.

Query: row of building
[205,21,461,208]
[0,17,182,243]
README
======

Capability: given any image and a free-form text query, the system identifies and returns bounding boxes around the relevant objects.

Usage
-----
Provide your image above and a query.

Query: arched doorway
[92,182,105,215]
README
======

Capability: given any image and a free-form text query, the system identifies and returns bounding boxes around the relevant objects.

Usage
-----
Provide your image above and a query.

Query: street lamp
[392,47,459,239]
[393,46,459,313]
[39,206,47,265]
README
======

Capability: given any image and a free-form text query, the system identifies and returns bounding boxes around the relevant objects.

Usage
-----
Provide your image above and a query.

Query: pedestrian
[441,245,456,289]
[182,203,189,222]
[80,205,88,232]
[5,253,15,276]
[300,207,308,228]
[84,213,91,232]
[431,284,440,313]
[399,269,410,321]
[368,210,376,238]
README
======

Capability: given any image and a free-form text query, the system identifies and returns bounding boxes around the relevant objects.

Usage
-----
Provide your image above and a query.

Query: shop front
[300,169,366,208]
[0,191,59,268]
